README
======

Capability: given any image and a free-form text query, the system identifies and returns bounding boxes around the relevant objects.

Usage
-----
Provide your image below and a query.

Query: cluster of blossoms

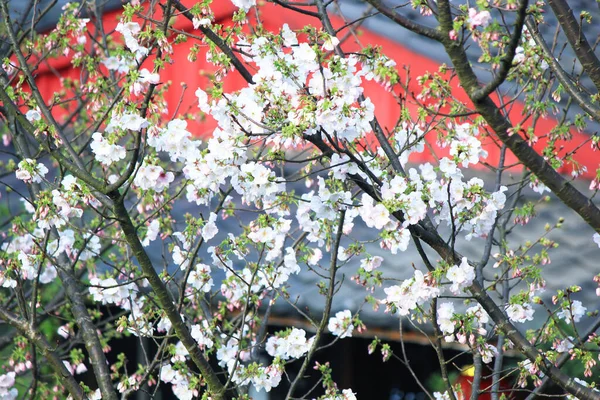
[384,270,440,316]
[1,213,100,287]
[15,158,48,183]
[556,299,587,323]
[383,258,477,317]
[115,21,148,60]
[513,27,550,71]
[328,310,354,338]
[4,3,598,397]
[91,112,149,166]
[160,364,197,400]
[265,328,314,360]
[0,372,18,399]
[133,162,174,192]
[506,302,536,323]
[467,8,492,29]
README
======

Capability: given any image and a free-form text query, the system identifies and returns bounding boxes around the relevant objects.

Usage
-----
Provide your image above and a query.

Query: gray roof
[8,0,122,32]
[335,0,600,133]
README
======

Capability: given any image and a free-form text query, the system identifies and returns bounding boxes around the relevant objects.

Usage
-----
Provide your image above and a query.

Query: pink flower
[468,8,492,28]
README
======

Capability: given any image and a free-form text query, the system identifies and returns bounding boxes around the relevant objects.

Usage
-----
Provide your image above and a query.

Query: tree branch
[472,0,528,101]
[170,0,255,84]
[363,0,444,41]
[547,0,600,92]
[110,196,231,400]
[0,306,85,399]
[525,17,600,120]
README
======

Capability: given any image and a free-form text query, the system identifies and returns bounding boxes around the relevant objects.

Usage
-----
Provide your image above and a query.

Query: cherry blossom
[385,270,440,315]
[360,255,383,272]
[15,159,48,183]
[90,132,126,166]
[134,163,174,192]
[446,257,475,294]
[506,303,535,323]
[328,310,354,338]
[0,372,17,399]
[231,0,256,12]
[437,302,456,338]
[468,8,492,28]
[556,300,587,323]
[25,109,41,122]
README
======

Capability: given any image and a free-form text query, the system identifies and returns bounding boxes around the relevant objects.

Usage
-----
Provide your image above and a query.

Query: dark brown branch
[525,17,600,120]
[110,196,231,400]
[271,0,320,17]
[58,265,118,400]
[171,0,255,84]
[524,316,600,400]
[434,1,600,235]
[363,0,444,41]
[472,0,528,101]
[0,306,85,399]
[547,0,600,92]
[429,2,600,398]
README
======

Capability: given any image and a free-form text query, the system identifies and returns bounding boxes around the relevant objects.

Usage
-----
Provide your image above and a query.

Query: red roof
[30,0,597,179]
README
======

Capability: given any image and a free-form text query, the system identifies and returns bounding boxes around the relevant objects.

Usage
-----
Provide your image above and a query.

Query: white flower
[231,0,256,12]
[190,321,214,349]
[265,328,312,360]
[506,303,535,323]
[385,270,440,316]
[142,219,160,247]
[281,24,297,47]
[359,194,391,230]
[138,68,160,84]
[26,109,41,122]
[322,35,340,51]
[433,392,451,400]
[116,21,148,59]
[195,88,211,113]
[0,372,16,396]
[328,310,354,338]
[134,163,174,192]
[480,343,498,364]
[90,132,126,166]
[360,256,383,272]
[160,364,177,383]
[102,56,133,73]
[188,263,213,292]
[553,337,574,353]
[119,113,149,131]
[557,300,587,323]
[446,257,475,294]
[15,159,48,183]
[593,233,600,248]
[192,17,211,28]
[468,8,492,28]
[201,212,218,241]
[437,302,455,335]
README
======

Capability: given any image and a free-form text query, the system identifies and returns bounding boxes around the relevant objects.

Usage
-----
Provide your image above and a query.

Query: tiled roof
[336,0,600,132]
[8,0,122,32]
